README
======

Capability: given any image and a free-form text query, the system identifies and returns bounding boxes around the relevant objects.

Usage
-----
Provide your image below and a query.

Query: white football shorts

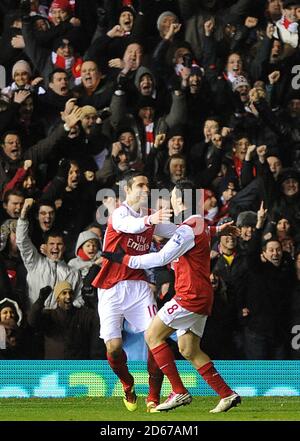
[98,280,157,342]
[158,297,207,338]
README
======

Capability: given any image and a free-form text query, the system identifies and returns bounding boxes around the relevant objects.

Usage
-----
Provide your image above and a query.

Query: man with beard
[28,281,105,359]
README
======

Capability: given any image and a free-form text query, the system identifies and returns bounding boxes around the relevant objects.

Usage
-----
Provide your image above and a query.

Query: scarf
[51,52,82,83]
[233,156,243,177]
[281,16,298,33]
[145,122,154,155]
[77,248,91,261]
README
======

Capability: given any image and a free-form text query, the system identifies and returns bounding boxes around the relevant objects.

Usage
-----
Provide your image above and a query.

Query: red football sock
[151,343,187,394]
[198,362,233,398]
[107,350,134,391]
[147,350,164,404]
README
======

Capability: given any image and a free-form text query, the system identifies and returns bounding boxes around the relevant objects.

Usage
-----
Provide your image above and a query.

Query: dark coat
[245,228,294,339]
[28,299,105,359]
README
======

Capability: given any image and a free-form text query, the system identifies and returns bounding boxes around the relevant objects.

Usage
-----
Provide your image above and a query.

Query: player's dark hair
[174,179,198,215]
[123,170,148,189]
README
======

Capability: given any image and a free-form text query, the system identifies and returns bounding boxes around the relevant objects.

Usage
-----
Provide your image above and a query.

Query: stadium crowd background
[0,0,300,361]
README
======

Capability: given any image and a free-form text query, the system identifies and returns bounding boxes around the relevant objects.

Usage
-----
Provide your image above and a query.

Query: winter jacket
[16,218,83,310]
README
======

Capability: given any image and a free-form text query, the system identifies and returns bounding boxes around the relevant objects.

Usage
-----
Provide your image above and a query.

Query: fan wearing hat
[274,0,300,49]
[211,215,250,344]
[22,12,83,88]
[236,210,257,242]
[0,297,25,357]
[118,6,136,35]
[1,60,33,98]
[277,168,300,196]
[28,282,106,359]
[157,11,180,39]
[48,0,73,26]
[270,168,300,235]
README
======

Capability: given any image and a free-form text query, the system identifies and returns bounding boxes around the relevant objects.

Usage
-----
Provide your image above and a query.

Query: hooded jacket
[134,66,156,95]
[68,230,102,276]
[0,297,22,327]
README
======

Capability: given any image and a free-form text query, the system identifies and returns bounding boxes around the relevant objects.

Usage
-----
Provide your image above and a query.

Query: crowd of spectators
[0,0,300,360]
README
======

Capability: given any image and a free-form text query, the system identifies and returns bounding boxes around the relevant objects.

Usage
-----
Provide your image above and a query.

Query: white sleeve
[16,218,41,271]
[154,222,177,238]
[127,225,195,269]
[112,205,150,234]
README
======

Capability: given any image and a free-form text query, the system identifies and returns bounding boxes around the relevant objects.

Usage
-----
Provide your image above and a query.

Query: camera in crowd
[96,107,111,121]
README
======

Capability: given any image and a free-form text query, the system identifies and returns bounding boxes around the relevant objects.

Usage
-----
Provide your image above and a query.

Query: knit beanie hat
[79,105,97,120]
[119,6,136,17]
[12,60,32,79]
[166,125,185,141]
[54,281,72,299]
[232,76,250,92]
[50,0,72,13]
[157,11,178,31]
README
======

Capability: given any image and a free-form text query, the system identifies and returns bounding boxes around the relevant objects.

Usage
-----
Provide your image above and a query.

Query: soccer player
[102,180,242,413]
[92,171,176,412]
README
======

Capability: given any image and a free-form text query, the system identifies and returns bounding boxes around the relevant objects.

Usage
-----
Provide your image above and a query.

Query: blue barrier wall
[0,361,299,398]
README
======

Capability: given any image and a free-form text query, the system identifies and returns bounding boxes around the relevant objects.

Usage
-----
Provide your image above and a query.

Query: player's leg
[144,300,193,411]
[178,327,241,413]
[123,281,163,410]
[98,284,137,411]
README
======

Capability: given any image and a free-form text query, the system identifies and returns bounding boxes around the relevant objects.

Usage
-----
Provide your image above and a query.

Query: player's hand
[218,221,240,237]
[149,207,173,225]
[101,246,125,264]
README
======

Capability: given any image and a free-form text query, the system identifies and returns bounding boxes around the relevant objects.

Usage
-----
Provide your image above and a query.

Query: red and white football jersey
[125,215,216,315]
[92,202,176,289]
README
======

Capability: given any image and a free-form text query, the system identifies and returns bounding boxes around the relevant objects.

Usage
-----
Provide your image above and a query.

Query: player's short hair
[123,170,148,189]
[174,179,198,214]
